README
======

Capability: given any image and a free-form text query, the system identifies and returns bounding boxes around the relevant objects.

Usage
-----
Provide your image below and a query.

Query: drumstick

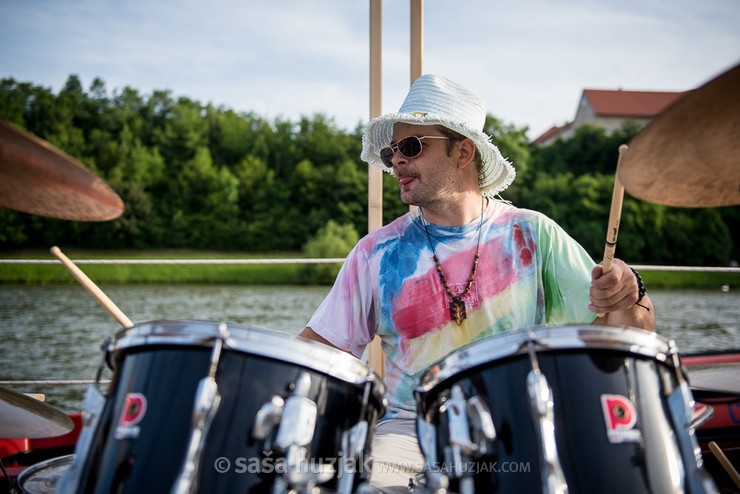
[709,441,740,489]
[596,144,628,317]
[50,246,134,328]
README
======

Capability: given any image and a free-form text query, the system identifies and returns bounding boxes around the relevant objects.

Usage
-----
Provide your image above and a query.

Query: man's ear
[457,138,476,169]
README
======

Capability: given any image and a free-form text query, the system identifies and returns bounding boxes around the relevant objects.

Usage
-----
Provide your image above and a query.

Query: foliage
[0,75,736,267]
[528,122,641,176]
[0,76,368,252]
[299,220,359,284]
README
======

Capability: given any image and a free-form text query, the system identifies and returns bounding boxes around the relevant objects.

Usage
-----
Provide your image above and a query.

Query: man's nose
[391,147,407,167]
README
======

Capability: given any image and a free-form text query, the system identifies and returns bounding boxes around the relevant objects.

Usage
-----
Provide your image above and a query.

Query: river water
[0,284,738,412]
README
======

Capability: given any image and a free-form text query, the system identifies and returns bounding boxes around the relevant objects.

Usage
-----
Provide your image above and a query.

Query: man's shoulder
[353,212,416,253]
[490,201,553,226]
[365,212,415,239]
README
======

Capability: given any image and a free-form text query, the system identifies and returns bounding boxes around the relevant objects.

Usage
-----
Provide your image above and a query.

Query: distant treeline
[1,75,737,266]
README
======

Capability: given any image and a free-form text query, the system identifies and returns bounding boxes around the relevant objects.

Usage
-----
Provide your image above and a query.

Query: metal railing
[0,258,345,264]
[0,258,737,272]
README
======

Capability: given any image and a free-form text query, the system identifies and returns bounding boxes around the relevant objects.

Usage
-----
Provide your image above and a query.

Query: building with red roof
[533,88,685,145]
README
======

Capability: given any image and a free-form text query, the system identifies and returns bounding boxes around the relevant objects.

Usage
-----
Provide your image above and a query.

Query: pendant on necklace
[450,298,467,326]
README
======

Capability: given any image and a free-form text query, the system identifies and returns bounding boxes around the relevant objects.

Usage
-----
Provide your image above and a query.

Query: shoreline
[0,249,737,288]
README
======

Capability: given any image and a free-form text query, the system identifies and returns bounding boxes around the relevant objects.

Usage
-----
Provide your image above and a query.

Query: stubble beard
[399,168,458,210]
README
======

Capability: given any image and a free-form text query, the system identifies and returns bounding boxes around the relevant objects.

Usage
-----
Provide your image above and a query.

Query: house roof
[532,122,572,145]
[583,89,685,117]
[532,87,688,144]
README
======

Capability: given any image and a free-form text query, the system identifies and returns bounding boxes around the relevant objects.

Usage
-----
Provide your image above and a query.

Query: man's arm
[297,327,351,353]
[589,258,655,331]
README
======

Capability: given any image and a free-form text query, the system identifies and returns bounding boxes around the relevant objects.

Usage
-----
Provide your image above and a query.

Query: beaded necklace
[421,198,485,326]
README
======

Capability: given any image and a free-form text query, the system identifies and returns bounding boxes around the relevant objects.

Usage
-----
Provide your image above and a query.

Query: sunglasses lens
[397,136,422,158]
[378,136,424,168]
[379,147,394,168]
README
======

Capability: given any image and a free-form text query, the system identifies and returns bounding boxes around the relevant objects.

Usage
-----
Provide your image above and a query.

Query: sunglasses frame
[379,135,449,168]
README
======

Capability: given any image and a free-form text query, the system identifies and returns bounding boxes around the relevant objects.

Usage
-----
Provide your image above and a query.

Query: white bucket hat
[361,74,516,197]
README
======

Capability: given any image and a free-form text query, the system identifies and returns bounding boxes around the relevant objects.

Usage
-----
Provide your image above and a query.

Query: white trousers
[369,418,425,493]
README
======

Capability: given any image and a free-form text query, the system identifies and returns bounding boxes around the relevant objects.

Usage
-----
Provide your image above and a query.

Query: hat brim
[361,113,516,197]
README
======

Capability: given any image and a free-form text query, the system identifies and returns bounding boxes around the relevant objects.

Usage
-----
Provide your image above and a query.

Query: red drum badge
[601,394,642,444]
[115,392,148,439]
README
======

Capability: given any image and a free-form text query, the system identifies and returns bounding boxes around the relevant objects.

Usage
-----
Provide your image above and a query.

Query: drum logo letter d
[600,394,641,444]
[115,392,148,439]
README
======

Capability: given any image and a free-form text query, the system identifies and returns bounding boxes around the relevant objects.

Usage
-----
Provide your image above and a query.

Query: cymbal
[0,386,74,439]
[686,363,740,396]
[618,64,740,208]
[0,119,124,221]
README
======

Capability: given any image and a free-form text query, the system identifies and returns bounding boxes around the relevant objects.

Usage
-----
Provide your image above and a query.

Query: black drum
[414,325,717,494]
[59,320,385,493]
[17,454,74,494]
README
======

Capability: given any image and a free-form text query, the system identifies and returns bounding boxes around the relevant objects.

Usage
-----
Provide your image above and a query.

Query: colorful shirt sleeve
[537,215,598,325]
[306,241,376,358]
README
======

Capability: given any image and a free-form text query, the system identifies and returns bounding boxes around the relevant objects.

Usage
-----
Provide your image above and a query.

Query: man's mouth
[398,175,416,186]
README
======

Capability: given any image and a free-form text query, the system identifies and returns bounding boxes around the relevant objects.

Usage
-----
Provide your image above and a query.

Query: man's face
[388,123,461,207]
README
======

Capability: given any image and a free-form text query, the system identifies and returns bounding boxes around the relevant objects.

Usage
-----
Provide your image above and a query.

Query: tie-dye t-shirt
[307,201,597,419]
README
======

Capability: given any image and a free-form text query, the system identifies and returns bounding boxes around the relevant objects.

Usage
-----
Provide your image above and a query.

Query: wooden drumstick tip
[50,245,134,329]
[51,245,71,263]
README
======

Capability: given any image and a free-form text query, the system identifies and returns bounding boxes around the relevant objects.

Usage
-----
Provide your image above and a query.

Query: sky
[1,0,739,140]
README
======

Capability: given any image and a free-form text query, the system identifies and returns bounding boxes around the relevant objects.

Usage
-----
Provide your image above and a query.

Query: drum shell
[415,326,697,494]
[72,320,384,493]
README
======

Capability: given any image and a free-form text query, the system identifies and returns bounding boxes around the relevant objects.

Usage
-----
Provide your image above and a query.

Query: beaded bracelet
[630,267,650,311]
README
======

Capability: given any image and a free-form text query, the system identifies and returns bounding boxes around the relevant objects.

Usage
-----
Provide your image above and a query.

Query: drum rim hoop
[108,320,386,398]
[415,325,673,394]
[16,453,75,484]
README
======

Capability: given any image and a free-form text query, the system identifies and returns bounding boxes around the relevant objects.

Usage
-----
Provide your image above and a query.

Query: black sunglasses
[379,135,449,168]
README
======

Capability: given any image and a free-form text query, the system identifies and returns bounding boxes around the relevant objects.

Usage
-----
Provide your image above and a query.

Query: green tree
[529,123,640,177]
[0,75,735,265]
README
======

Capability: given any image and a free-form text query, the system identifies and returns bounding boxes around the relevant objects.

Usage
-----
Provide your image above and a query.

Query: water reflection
[649,288,740,352]
[0,284,331,411]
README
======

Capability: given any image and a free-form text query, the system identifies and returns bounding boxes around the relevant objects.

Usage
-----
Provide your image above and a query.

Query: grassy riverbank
[0,249,321,285]
[0,249,737,288]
